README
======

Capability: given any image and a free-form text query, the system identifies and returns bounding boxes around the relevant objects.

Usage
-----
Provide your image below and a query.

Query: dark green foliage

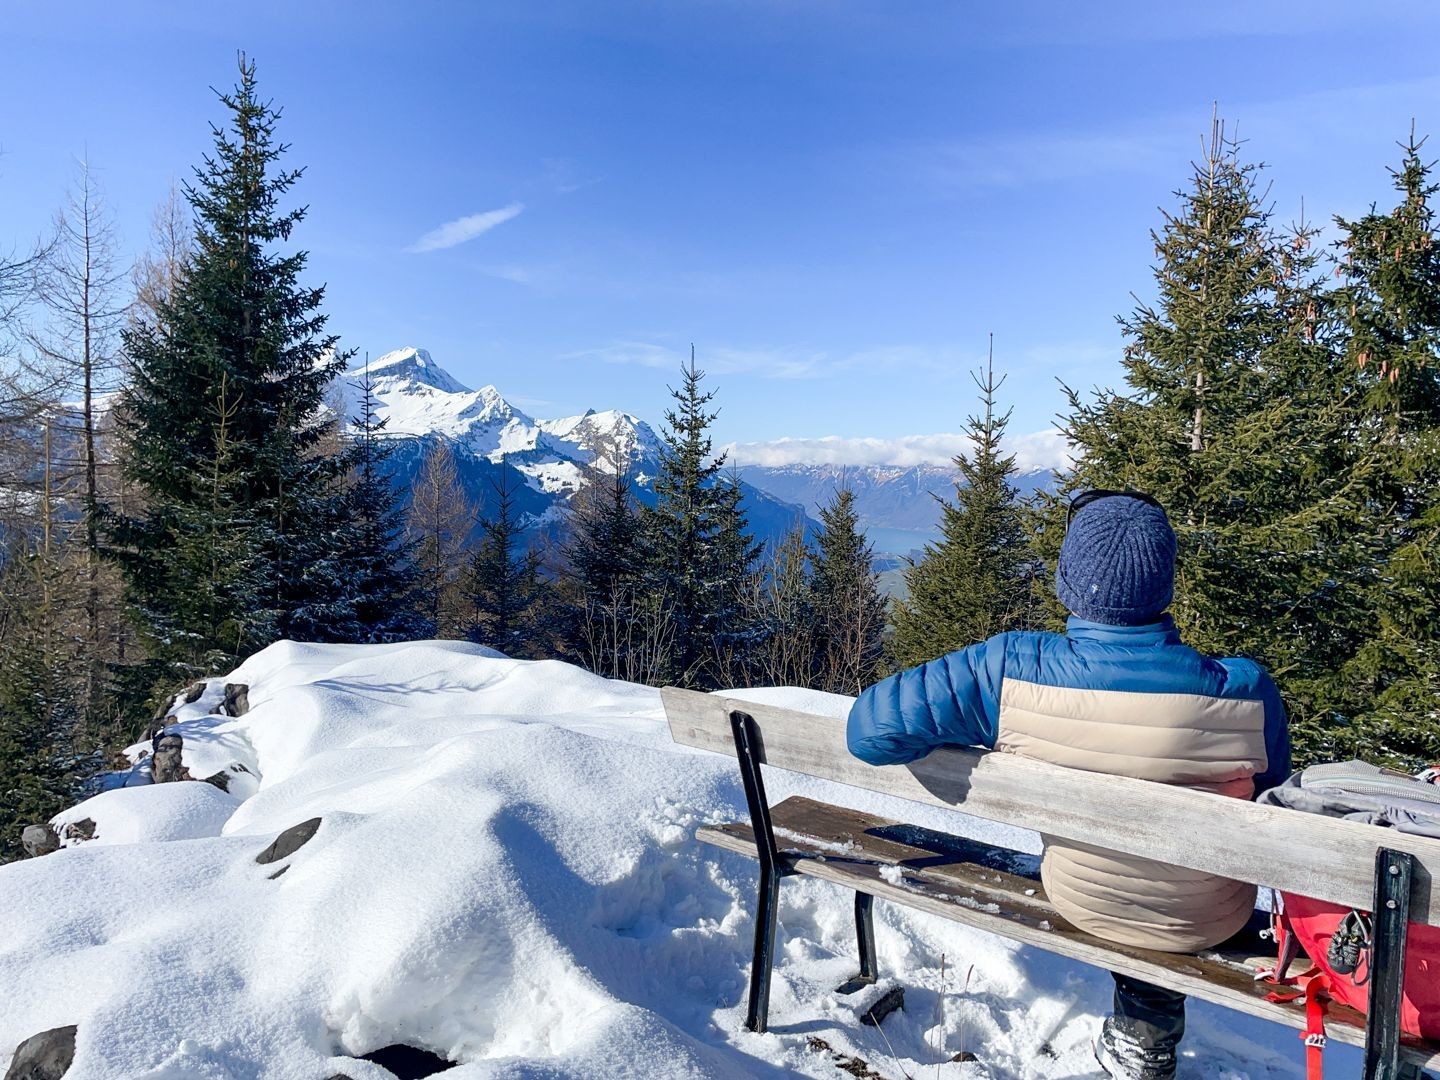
[711,468,765,681]
[1322,133,1440,765]
[561,460,646,677]
[1045,121,1394,766]
[891,347,1037,670]
[288,363,423,643]
[640,353,760,687]
[0,554,81,863]
[468,473,550,658]
[110,56,347,677]
[810,488,887,694]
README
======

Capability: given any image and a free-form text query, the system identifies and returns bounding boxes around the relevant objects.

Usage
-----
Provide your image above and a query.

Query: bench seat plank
[698,796,1440,1070]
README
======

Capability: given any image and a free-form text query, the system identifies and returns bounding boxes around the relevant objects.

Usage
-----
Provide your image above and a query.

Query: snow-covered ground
[0,641,1346,1078]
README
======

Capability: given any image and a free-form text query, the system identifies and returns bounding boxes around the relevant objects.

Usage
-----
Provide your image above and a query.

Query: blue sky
[4,1,1440,467]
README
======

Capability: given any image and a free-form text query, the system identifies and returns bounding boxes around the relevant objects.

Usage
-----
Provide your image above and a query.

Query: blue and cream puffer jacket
[848,616,1290,952]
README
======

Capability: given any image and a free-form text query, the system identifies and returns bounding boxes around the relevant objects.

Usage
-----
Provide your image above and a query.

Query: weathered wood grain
[663,686,1440,925]
[699,795,1440,1069]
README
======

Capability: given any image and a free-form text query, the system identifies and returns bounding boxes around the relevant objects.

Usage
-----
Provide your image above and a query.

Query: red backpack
[1270,890,1440,1038]
[1257,762,1440,1076]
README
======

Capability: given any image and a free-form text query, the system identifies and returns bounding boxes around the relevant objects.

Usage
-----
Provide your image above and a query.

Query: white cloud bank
[726,428,1073,472]
[408,203,524,253]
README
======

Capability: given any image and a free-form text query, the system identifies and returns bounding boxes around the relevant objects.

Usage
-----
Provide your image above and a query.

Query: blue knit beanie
[1055,495,1176,625]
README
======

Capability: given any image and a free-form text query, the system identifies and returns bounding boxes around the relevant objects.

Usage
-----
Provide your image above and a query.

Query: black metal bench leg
[730,709,793,1034]
[747,862,782,1033]
[836,891,879,996]
[856,891,878,983]
[1363,847,1414,1080]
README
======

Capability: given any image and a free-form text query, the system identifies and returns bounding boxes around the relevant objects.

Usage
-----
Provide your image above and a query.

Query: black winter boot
[1094,975,1184,1080]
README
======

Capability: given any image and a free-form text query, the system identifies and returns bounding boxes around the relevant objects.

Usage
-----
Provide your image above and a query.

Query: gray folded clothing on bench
[1257,760,1440,838]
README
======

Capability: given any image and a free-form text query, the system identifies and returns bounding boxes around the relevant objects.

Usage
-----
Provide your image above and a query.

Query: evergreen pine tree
[640,350,758,688]
[1048,119,1380,764]
[0,550,81,863]
[561,449,643,677]
[110,55,346,676]
[890,341,1036,669]
[811,487,887,694]
[290,360,422,643]
[710,467,764,684]
[1329,130,1440,765]
[468,472,550,658]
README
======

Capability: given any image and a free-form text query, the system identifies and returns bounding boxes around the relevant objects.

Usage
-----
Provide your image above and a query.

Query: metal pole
[1362,847,1414,1080]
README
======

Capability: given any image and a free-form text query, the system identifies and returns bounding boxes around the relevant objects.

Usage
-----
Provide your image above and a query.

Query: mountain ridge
[335,347,809,548]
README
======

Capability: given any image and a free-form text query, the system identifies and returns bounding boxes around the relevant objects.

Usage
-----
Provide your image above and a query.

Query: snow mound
[53,782,241,847]
[0,642,1335,1078]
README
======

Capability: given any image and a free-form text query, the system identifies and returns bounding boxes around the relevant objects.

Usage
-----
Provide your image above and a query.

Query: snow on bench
[661,687,1440,1079]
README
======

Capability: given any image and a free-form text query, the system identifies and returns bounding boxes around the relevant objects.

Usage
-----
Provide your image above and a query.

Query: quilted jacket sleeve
[846,637,1006,765]
[1251,668,1292,797]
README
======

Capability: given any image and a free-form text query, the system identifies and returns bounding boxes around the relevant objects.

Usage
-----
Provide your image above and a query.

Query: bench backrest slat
[663,686,1440,925]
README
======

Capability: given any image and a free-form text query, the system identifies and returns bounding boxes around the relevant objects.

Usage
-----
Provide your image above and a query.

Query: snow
[0,641,1344,1078]
[53,783,241,847]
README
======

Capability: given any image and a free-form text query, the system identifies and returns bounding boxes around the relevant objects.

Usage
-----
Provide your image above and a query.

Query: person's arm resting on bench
[847,637,1005,765]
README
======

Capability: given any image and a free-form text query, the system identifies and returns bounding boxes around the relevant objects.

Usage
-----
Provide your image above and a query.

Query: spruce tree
[290,361,422,643]
[468,473,549,658]
[711,467,764,684]
[1049,119,1379,764]
[561,451,643,677]
[1328,131,1440,765]
[111,55,346,676]
[811,487,887,694]
[640,351,758,688]
[0,550,81,862]
[890,342,1036,669]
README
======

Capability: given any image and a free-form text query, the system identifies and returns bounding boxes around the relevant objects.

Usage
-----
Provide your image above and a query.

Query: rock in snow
[254,817,322,866]
[3,1025,76,1080]
[149,733,187,784]
[0,640,1343,1077]
[19,825,59,859]
[220,682,249,718]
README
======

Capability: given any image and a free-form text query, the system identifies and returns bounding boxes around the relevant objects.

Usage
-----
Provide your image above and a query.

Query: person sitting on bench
[847,490,1291,1080]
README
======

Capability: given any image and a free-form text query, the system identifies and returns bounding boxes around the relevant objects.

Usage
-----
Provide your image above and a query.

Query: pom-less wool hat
[1055,492,1176,625]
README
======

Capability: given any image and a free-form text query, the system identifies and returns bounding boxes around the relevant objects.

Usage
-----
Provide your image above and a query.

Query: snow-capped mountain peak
[361,346,471,396]
[466,384,519,426]
[329,346,809,546]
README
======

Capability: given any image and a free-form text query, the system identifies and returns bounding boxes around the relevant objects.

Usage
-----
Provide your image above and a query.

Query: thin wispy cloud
[565,341,830,379]
[725,429,1073,471]
[903,75,1440,196]
[567,341,987,381]
[407,203,524,254]
[479,264,536,284]
[566,339,1111,383]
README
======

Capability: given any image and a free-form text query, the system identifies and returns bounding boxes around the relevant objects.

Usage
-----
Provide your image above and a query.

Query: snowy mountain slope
[334,348,811,547]
[341,348,664,470]
[1,642,1337,1078]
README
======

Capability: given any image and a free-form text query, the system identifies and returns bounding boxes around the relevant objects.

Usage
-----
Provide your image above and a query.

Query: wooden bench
[662,687,1440,1080]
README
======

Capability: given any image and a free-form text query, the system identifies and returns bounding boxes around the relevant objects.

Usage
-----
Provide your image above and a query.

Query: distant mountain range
[733,462,1056,559]
[334,348,813,551]
[336,348,1058,561]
